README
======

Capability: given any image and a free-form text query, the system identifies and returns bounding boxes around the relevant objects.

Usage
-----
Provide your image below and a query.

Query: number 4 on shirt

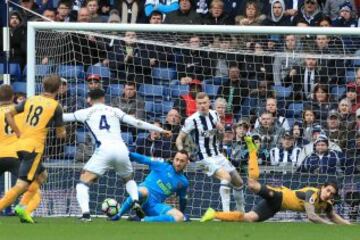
[99,115,110,130]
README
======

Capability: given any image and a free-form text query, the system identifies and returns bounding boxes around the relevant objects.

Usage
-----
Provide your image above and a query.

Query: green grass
[0,217,359,240]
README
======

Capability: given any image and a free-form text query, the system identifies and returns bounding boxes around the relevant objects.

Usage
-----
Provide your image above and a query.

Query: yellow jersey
[0,104,21,158]
[14,95,64,153]
[267,186,333,213]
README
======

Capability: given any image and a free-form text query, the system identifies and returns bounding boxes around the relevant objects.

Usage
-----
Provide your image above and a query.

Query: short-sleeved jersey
[0,104,22,158]
[15,95,63,153]
[68,103,126,146]
[181,110,221,160]
[268,186,333,213]
[141,159,189,203]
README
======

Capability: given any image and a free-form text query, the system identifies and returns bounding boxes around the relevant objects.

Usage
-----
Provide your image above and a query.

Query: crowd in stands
[1,0,360,177]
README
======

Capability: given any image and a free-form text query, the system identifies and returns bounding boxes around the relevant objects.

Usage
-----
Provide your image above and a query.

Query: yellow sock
[0,185,24,211]
[215,211,244,222]
[20,181,40,206]
[245,136,260,180]
[26,190,41,214]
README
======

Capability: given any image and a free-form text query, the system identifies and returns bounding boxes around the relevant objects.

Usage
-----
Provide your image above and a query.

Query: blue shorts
[142,195,173,216]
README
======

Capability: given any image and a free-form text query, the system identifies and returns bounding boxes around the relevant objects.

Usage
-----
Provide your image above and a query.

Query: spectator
[284,56,328,101]
[163,108,181,155]
[344,82,360,114]
[298,135,348,175]
[231,119,250,168]
[302,108,318,141]
[357,108,360,132]
[56,77,79,112]
[269,131,301,167]
[7,11,26,68]
[324,109,350,150]
[262,0,291,26]
[115,0,144,23]
[148,10,163,23]
[254,97,290,131]
[338,98,356,131]
[165,0,202,24]
[292,121,309,148]
[77,7,91,22]
[217,64,249,121]
[107,9,121,23]
[305,84,337,123]
[214,97,227,124]
[273,34,302,86]
[174,79,202,117]
[43,9,56,21]
[194,0,210,16]
[144,0,179,17]
[111,82,145,119]
[56,0,72,22]
[293,0,323,26]
[202,0,234,25]
[253,111,285,151]
[13,92,26,104]
[346,132,360,174]
[98,0,112,17]
[222,123,235,160]
[327,0,357,22]
[86,74,102,91]
[135,120,172,159]
[18,0,40,23]
[235,0,265,26]
[86,0,106,22]
[355,68,360,102]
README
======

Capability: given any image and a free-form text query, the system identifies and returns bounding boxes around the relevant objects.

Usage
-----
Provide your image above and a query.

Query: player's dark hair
[0,84,14,102]
[43,74,61,94]
[322,182,339,195]
[177,149,190,159]
[57,0,72,8]
[88,88,105,100]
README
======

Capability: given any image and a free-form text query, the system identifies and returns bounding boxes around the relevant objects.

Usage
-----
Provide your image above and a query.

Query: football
[101,198,120,217]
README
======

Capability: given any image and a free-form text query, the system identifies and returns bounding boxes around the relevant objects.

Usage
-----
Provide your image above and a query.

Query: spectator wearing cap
[174,79,202,117]
[332,1,358,27]
[298,135,354,175]
[144,0,179,17]
[292,121,309,148]
[165,0,202,24]
[216,64,249,120]
[324,109,350,150]
[293,0,323,26]
[338,98,356,131]
[269,131,302,167]
[57,77,80,112]
[324,0,356,21]
[344,82,360,114]
[86,74,102,91]
[202,0,235,25]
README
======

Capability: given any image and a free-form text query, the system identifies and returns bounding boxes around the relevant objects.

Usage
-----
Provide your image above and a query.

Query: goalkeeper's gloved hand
[183,214,191,222]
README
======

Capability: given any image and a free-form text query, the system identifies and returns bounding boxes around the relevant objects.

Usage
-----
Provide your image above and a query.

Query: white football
[101,198,120,217]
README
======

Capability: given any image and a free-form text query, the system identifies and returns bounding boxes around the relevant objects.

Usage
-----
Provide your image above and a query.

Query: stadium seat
[353,59,360,67]
[346,69,355,82]
[203,77,228,85]
[64,145,76,159]
[273,85,293,98]
[86,65,111,79]
[76,131,87,144]
[286,103,303,118]
[75,83,88,97]
[57,65,85,80]
[121,132,134,151]
[203,84,219,99]
[138,84,165,100]
[152,67,176,84]
[331,86,346,100]
[106,84,124,97]
[170,83,189,97]
[23,64,52,78]
[153,101,174,115]
[136,132,149,143]
[12,82,27,93]
[0,63,22,81]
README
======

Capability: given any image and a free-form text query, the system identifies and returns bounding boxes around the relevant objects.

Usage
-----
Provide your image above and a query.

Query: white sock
[76,182,90,214]
[126,180,139,201]
[233,186,245,212]
[219,180,231,211]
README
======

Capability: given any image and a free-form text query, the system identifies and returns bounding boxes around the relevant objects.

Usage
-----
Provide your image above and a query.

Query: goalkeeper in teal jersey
[112,150,190,222]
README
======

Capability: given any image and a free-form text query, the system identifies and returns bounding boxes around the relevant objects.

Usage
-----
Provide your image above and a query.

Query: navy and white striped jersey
[181,110,221,160]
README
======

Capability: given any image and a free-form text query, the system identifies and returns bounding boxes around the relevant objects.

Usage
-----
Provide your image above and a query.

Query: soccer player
[176,92,245,212]
[111,150,189,222]
[0,75,66,223]
[62,88,172,221]
[201,136,351,224]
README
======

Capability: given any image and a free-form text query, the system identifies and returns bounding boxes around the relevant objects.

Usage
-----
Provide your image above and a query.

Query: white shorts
[83,141,133,178]
[196,154,236,177]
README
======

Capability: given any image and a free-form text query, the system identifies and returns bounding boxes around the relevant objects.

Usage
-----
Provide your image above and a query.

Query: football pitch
[0,217,359,240]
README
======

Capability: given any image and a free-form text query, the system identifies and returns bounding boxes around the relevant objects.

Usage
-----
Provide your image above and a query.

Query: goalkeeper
[112,150,189,222]
[201,136,351,224]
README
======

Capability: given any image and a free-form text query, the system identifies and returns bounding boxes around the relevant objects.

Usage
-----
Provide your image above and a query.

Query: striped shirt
[181,110,221,161]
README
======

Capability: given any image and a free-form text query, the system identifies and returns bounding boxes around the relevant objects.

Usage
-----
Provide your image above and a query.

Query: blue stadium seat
[152,67,176,84]
[273,85,293,98]
[353,59,360,67]
[203,77,228,85]
[0,63,22,81]
[106,84,123,97]
[23,64,52,78]
[138,84,165,100]
[153,101,174,115]
[76,131,87,143]
[75,83,88,97]
[12,82,27,93]
[346,69,355,82]
[64,145,76,159]
[135,132,149,143]
[57,65,85,80]
[121,132,134,146]
[286,103,303,118]
[170,83,189,97]
[203,84,219,99]
[86,65,111,79]
[331,86,346,100]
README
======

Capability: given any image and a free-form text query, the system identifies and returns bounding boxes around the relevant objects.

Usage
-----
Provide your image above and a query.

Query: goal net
[9,22,360,221]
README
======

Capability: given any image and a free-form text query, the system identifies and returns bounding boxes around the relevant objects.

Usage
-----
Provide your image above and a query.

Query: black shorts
[252,185,283,222]
[0,157,19,176]
[17,151,45,182]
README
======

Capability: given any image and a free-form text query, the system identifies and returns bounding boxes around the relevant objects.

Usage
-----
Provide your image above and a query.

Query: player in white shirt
[176,92,245,212]
[63,89,171,221]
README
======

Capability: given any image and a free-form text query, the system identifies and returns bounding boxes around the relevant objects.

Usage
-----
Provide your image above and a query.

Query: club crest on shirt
[200,129,217,137]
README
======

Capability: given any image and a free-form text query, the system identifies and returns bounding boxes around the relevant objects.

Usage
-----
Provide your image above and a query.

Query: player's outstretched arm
[63,113,78,122]
[129,152,153,165]
[5,108,21,138]
[327,210,351,225]
[176,131,187,151]
[304,203,333,224]
[121,115,171,137]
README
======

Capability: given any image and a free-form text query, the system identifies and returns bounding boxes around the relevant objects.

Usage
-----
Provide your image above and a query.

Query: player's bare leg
[76,171,98,221]
[122,174,143,218]
[230,170,245,212]
[214,168,232,211]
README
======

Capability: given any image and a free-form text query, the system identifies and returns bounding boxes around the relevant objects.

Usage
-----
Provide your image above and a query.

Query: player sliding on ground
[111,151,189,222]
[0,76,66,223]
[63,89,172,221]
[201,136,351,224]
